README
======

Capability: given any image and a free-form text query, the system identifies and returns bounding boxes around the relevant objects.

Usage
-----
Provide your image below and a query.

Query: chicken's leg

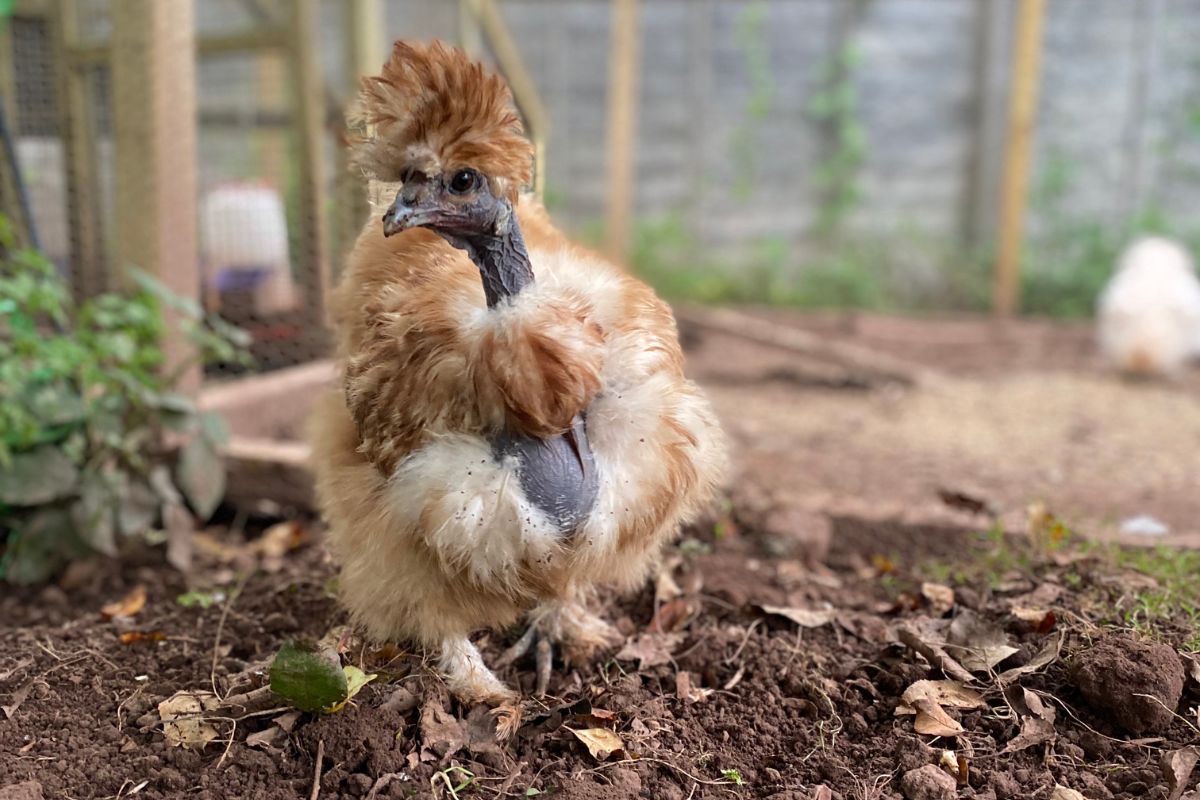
[496,601,622,696]
[439,637,522,738]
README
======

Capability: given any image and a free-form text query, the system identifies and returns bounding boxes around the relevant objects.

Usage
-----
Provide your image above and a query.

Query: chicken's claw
[491,700,523,740]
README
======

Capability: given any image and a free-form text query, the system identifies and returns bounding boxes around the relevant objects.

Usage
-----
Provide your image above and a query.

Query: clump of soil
[899,764,957,800]
[1072,636,1186,735]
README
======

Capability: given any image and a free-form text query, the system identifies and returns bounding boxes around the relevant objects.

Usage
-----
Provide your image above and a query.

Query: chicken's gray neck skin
[444,202,598,534]
[453,205,534,308]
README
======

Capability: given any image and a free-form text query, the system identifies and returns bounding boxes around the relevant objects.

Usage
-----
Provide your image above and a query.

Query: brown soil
[4,312,1200,799]
[2,516,1199,799]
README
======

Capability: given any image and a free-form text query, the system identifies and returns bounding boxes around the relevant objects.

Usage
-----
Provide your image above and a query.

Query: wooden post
[0,16,16,133]
[111,0,200,389]
[53,0,106,303]
[961,0,1013,248]
[993,0,1046,317]
[604,0,640,264]
[337,0,384,260]
[288,0,329,328]
[457,0,483,58]
[472,0,549,200]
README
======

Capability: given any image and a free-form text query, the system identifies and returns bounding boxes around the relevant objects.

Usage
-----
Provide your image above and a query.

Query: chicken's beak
[381,199,441,237]
[381,182,450,237]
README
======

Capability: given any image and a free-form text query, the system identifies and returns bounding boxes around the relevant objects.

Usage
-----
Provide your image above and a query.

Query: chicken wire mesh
[5,0,1200,378]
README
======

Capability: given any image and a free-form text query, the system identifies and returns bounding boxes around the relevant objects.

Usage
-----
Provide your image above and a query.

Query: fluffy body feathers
[1097,236,1200,377]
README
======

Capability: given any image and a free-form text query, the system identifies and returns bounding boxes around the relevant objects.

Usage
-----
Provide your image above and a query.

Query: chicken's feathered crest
[349,40,533,202]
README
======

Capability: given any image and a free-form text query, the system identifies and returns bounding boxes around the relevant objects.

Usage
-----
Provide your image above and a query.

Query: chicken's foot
[438,636,522,739]
[495,601,622,697]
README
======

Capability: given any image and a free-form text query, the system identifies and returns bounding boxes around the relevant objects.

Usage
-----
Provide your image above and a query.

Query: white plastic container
[200,181,297,315]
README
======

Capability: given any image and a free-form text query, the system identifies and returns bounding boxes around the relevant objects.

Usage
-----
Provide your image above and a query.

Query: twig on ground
[897,623,976,684]
[212,571,251,699]
[310,739,325,800]
[134,685,279,730]
[586,756,737,789]
[675,306,942,387]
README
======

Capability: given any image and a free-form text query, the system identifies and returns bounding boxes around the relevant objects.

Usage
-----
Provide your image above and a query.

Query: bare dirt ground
[2,311,1199,800]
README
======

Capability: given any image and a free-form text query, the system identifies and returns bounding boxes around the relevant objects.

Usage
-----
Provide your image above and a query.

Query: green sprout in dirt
[432,765,476,799]
[721,768,745,786]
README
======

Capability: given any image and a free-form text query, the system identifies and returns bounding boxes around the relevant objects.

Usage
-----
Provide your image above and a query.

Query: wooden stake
[604,0,640,264]
[338,0,385,257]
[471,0,549,200]
[111,0,200,390]
[457,0,484,58]
[288,0,329,328]
[993,0,1046,317]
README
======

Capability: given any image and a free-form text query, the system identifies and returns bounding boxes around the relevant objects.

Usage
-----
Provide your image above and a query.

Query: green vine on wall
[729,1,775,200]
[808,41,867,238]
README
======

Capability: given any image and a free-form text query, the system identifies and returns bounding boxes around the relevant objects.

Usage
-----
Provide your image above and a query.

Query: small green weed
[432,766,476,799]
[721,768,745,786]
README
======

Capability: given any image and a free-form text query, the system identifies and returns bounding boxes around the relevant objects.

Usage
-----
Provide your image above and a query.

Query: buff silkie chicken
[1097,236,1200,377]
[308,40,726,733]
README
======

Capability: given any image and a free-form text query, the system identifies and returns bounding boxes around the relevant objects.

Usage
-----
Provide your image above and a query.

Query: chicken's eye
[448,169,479,195]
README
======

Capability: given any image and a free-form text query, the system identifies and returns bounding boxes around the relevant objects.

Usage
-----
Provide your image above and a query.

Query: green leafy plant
[0,215,250,583]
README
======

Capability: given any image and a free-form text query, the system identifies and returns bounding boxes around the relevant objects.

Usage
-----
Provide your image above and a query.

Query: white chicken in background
[1097,236,1200,378]
[200,182,297,315]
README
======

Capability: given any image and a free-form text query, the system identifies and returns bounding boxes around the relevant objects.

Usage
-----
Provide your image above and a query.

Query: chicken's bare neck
[462,219,534,308]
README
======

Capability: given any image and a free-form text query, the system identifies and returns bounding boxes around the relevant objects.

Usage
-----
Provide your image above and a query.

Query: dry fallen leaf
[946,611,1018,672]
[937,488,997,517]
[255,520,310,565]
[897,679,975,738]
[896,620,976,684]
[870,554,896,575]
[419,699,466,759]
[245,726,283,748]
[910,697,964,737]
[1164,747,1200,800]
[1183,654,1200,685]
[1011,606,1057,633]
[997,633,1063,685]
[158,690,220,749]
[1002,688,1057,753]
[675,671,714,705]
[119,631,166,645]
[569,727,625,761]
[2,681,32,719]
[102,585,147,619]
[921,583,955,616]
[759,605,835,628]
[615,633,683,669]
[897,680,985,715]
[650,597,697,633]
